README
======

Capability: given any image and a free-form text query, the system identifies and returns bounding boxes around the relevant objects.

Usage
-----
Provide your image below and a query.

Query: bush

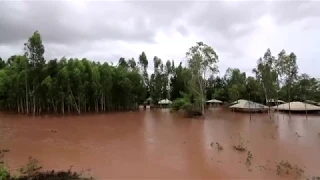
[172,98,189,111]
[0,165,9,180]
[171,98,202,117]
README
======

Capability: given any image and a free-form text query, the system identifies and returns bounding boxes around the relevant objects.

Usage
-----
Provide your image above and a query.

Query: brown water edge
[1,108,320,179]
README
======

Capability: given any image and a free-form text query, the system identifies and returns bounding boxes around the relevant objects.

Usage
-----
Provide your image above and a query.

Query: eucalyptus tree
[138,52,149,100]
[24,31,45,115]
[186,42,219,114]
[253,49,278,107]
[224,68,247,102]
[277,50,298,115]
[170,62,191,101]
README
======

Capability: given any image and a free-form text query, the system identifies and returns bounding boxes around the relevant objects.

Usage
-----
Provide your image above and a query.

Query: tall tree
[253,49,278,108]
[24,31,45,115]
[224,68,247,102]
[277,50,298,115]
[186,42,219,115]
[138,52,149,100]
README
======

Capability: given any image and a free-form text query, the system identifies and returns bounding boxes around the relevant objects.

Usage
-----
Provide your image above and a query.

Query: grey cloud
[269,1,320,24]
[176,25,188,36]
[1,0,320,78]
[0,1,268,51]
[0,1,184,45]
[0,1,198,46]
[186,1,267,39]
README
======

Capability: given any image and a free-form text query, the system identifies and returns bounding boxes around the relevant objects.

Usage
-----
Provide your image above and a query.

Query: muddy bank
[1,108,320,179]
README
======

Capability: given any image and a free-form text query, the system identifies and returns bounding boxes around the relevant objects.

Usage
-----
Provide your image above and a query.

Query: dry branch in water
[216,142,223,151]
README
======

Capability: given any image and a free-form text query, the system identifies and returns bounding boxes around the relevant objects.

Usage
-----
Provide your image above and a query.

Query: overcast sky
[1,0,320,77]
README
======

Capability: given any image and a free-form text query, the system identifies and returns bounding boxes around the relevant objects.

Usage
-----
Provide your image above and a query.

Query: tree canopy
[0,31,319,115]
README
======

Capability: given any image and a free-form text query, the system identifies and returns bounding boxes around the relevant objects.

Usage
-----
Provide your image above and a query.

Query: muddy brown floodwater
[1,108,320,179]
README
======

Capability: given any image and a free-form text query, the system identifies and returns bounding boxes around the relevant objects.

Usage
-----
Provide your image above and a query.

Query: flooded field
[1,108,320,179]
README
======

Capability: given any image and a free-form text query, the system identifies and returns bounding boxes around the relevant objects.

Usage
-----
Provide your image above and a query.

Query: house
[158,99,172,108]
[271,101,320,113]
[206,99,223,107]
[229,100,268,113]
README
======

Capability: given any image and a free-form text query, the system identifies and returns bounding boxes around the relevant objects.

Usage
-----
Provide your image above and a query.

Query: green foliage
[0,165,9,180]
[172,98,190,111]
[253,49,278,104]
[186,42,219,115]
[225,68,247,102]
[0,157,92,180]
[17,157,41,176]
[0,32,146,114]
[170,63,191,100]
[1,31,319,116]
[171,96,201,117]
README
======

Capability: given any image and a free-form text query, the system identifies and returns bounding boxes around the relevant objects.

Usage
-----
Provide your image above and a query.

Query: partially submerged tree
[253,49,278,113]
[186,42,219,115]
[1,31,317,118]
[225,68,247,102]
[277,50,298,116]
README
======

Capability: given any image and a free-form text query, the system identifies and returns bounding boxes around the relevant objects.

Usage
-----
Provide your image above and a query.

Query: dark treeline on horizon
[0,31,319,115]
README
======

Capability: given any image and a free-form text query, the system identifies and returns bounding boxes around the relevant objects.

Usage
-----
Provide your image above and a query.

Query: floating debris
[295,132,302,137]
[216,142,223,151]
[233,145,246,152]
[246,151,253,167]
[1,149,10,153]
[210,142,214,148]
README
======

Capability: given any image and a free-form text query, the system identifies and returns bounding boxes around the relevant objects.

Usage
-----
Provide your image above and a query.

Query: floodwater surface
[1,108,320,179]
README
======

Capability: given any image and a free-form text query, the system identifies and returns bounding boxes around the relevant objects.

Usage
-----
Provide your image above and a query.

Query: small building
[229,100,268,113]
[206,99,223,108]
[271,101,320,113]
[267,99,285,106]
[158,99,172,108]
[230,99,248,106]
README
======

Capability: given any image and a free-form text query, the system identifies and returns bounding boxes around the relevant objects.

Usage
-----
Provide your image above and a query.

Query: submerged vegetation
[0,153,91,180]
[276,160,305,178]
[0,31,319,116]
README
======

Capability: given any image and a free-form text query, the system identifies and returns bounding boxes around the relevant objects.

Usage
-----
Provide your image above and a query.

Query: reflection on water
[1,109,320,178]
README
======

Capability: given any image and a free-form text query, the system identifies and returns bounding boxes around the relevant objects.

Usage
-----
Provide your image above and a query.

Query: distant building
[158,99,172,108]
[271,101,320,113]
[229,100,268,113]
[267,99,285,106]
[206,99,223,108]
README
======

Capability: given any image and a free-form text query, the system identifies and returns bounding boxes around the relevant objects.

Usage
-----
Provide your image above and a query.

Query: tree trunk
[304,95,308,120]
[288,83,291,119]
[17,100,20,113]
[25,72,29,114]
[100,95,103,112]
[78,97,81,114]
[20,99,24,114]
[276,91,279,120]
[61,97,65,115]
[33,95,36,116]
[249,92,251,121]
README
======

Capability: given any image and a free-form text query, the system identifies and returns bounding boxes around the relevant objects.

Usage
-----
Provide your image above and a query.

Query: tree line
[0,31,319,115]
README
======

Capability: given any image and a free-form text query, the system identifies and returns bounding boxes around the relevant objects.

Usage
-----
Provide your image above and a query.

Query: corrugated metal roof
[271,101,320,111]
[230,100,268,109]
[158,99,172,105]
[206,99,223,103]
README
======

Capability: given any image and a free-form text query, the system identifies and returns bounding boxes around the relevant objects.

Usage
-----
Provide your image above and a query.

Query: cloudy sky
[0,0,320,77]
